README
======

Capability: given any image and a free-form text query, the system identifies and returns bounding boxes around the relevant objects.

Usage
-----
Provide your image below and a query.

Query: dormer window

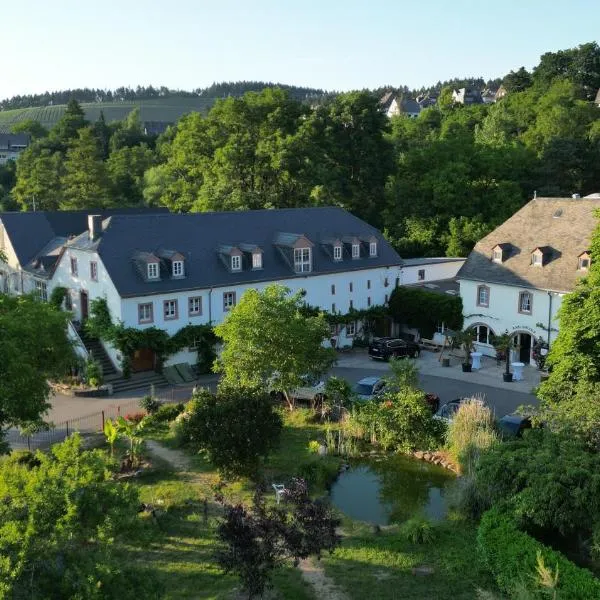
[369,241,377,257]
[294,247,311,273]
[231,255,241,271]
[172,260,184,277]
[252,252,262,269]
[352,244,360,259]
[531,253,543,267]
[531,246,551,267]
[147,263,159,279]
[578,252,591,270]
[493,249,503,263]
[333,245,343,261]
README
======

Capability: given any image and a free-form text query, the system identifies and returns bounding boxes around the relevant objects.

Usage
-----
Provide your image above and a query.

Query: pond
[329,454,455,525]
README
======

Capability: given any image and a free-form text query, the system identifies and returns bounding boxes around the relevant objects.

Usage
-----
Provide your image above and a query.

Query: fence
[7,387,179,451]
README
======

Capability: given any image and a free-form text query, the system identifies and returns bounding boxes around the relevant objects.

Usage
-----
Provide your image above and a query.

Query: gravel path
[145,439,192,471]
[298,558,349,600]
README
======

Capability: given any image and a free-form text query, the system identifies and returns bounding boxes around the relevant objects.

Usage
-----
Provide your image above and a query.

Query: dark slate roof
[399,99,421,114]
[0,208,169,268]
[457,197,600,292]
[402,257,465,267]
[0,133,30,151]
[69,207,402,297]
[404,278,460,297]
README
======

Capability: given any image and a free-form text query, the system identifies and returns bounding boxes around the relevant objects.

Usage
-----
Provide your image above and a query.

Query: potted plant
[492,332,513,382]
[454,330,476,372]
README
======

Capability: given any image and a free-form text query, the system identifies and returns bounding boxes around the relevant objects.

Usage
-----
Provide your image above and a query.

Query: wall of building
[460,279,564,359]
[401,260,464,285]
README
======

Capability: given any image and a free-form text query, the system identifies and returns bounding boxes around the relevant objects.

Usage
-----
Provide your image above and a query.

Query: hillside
[0,96,218,133]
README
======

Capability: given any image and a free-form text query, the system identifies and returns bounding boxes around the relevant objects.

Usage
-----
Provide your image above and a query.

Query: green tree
[60,127,110,209]
[502,66,533,93]
[12,146,64,210]
[10,119,48,140]
[107,144,155,205]
[178,386,282,478]
[0,435,160,598]
[51,98,87,144]
[214,285,336,409]
[0,294,74,450]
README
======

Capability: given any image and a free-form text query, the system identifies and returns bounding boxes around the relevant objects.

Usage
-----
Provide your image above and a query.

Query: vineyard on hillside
[0,96,216,132]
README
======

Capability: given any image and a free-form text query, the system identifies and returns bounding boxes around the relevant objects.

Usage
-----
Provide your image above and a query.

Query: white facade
[460,278,563,362]
[401,259,464,285]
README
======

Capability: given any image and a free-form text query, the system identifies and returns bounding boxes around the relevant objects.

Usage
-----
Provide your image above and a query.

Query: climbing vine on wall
[85,298,216,377]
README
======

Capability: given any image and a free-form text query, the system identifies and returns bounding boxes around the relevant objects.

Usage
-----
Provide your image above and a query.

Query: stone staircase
[77,328,117,378]
[106,371,170,395]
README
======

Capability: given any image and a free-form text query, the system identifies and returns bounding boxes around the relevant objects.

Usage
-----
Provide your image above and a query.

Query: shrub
[446,398,498,475]
[478,507,600,599]
[399,516,436,544]
[139,395,161,415]
[307,440,321,454]
[123,412,146,424]
[153,402,185,423]
[84,356,103,388]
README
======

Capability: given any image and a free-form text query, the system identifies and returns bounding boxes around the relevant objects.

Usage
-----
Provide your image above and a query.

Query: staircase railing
[68,320,89,361]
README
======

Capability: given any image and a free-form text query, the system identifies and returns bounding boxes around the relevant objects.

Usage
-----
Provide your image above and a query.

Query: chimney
[572,193,581,199]
[88,215,102,241]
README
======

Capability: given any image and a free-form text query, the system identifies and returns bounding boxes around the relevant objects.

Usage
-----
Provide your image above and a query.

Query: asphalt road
[331,366,537,418]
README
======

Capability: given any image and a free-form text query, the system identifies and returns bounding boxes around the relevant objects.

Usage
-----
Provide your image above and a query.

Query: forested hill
[0,82,328,111]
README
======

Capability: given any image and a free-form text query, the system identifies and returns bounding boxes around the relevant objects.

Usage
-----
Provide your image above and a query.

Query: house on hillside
[452,88,483,105]
[379,93,421,118]
[416,92,438,109]
[0,133,30,164]
[458,194,600,364]
[495,86,508,102]
[481,88,498,104]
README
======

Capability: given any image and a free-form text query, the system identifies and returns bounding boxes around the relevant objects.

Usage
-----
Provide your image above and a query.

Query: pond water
[329,455,455,525]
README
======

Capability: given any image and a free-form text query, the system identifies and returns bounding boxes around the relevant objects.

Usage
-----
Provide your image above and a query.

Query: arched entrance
[512,331,532,364]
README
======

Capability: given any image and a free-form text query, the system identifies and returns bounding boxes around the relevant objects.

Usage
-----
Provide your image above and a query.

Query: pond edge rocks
[412,450,460,474]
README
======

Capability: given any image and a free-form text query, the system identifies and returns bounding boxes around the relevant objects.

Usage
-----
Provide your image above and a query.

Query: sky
[2,0,599,99]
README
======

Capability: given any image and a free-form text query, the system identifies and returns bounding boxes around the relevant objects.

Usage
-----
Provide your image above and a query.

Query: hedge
[478,507,600,599]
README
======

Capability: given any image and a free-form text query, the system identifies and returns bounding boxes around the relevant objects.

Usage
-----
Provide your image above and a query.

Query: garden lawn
[118,409,497,599]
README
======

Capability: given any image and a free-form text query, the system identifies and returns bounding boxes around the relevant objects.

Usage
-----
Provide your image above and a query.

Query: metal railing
[7,388,179,451]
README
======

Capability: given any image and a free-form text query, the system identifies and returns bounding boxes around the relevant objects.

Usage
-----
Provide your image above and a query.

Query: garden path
[145,439,192,471]
[298,558,349,600]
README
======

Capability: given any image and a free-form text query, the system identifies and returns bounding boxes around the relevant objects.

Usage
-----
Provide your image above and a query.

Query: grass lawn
[117,409,497,599]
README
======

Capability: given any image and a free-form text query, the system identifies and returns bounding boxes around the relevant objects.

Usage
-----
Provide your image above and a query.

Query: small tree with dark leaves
[216,478,340,598]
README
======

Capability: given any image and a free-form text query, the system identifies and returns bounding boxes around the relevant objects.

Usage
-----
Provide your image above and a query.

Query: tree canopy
[214,285,336,408]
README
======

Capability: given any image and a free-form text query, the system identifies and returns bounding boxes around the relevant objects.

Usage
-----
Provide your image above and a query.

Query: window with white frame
[231,255,241,271]
[172,260,184,277]
[147,262,159,279]
[492,249,503,263]
[70,257,78,276]
[333,245,342,261]
[163,299,178,320]
[519,291,532,314]
[331,302,336,313]
[418,269,425,281]
[252,253,262,269]
[346,321,356,336]
[65,291,73,311]
[352,243,360,259]
[477,285,490,307]
[35,280,47,302]
[369,241,377,257]
[188,296,202,316]
[138,302,153,324]
[293,247,311,273]
[531,253,543,266]
[579,255,591,270]
[188,336,202,351]
[471,324,493,345]
[223,291,236,310]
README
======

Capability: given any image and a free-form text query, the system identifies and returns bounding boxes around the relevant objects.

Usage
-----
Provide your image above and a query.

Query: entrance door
[519,333,532,363]
[131,348,155,372]
[80,290,89,321]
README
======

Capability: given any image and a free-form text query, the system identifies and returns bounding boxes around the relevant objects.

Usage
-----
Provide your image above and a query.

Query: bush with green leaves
[399,516,436,544]
[138,394,160,414]
[176,385,283,479]
[468,429,600,540]
[446,398,498,475]
[478,507,600,599]
[85,356,104,388]
[348,388,445,453]
[0,435,161,599]
[296,459,339,490]
[150,402,185,423]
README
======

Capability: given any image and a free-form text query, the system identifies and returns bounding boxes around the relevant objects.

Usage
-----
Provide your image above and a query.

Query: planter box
[442,358,450,368]
[461,364,472,373]
[502,372,513,383]
[73,386,110,398]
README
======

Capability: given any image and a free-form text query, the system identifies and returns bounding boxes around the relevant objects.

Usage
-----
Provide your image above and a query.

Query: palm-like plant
[103,418,118,457]
[116,415,145,467]
[491,332,513,380]
[454,329,476,366]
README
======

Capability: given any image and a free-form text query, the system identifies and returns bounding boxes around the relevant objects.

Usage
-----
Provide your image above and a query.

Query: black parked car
[368,337,421,361]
